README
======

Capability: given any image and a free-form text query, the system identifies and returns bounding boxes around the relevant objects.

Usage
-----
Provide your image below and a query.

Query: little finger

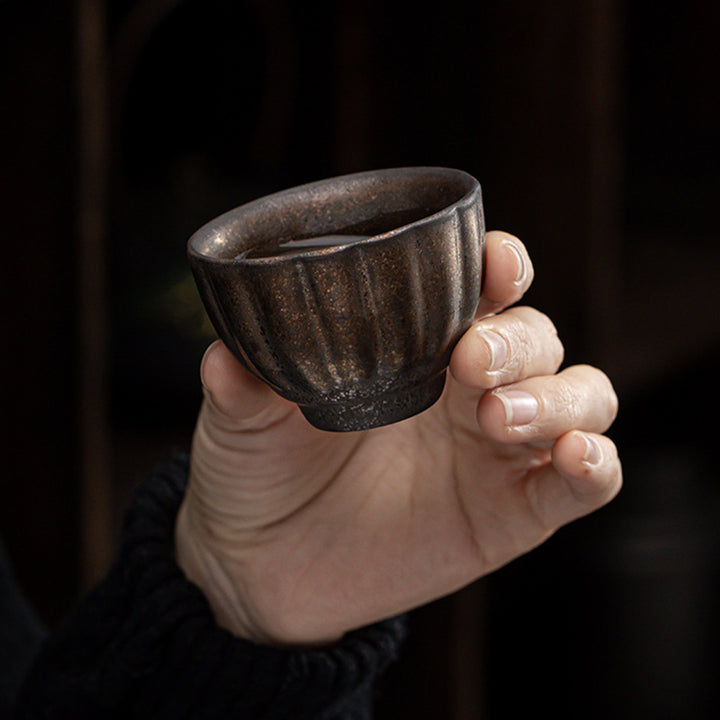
[521,431,622,533]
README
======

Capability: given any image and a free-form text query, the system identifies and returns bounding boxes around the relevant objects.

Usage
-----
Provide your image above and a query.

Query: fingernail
[502,240,527,285]
[494,389,538,426]
[580,432,602,466]
[477,329,508,372]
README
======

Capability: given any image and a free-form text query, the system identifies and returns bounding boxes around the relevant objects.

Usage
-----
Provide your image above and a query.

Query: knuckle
[551,375,584,423]
[560,364,620,427]
[507,324,533,372]
[506,306,564,370]
[511,307,560,341]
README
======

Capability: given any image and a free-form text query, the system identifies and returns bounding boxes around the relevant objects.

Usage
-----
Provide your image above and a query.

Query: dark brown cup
[187,167,484,431]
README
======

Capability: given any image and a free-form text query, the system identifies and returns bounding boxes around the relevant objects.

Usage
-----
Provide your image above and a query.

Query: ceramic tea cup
[187,166,484,431]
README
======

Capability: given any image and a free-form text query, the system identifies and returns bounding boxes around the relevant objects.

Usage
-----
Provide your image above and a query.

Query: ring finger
[476,364,619,443]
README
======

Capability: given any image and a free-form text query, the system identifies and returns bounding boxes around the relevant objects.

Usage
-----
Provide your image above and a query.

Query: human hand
[176,231,621,645]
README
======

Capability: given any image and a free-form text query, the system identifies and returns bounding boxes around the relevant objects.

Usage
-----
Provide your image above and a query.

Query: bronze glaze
[187,167,485,431]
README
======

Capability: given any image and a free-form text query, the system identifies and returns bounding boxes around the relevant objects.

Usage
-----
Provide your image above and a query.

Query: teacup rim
[187,166,481,266]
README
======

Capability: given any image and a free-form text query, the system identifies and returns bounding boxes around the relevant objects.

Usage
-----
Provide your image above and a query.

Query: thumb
[200,340,297,429]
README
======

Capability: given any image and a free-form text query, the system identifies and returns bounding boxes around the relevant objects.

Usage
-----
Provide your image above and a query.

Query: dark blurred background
[1,0,719,717]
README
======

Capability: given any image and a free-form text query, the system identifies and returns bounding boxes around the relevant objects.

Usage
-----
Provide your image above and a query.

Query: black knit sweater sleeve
[14,454,406,719]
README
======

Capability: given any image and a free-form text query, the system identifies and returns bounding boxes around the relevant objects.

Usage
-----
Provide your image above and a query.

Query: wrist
[176,497,345,646]
[175,498,262,642]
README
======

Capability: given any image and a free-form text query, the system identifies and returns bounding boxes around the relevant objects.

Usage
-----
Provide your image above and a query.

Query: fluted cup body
[188,167,484,431]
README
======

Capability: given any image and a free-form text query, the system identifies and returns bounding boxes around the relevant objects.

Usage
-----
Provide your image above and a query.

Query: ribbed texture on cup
[188,168,484,430]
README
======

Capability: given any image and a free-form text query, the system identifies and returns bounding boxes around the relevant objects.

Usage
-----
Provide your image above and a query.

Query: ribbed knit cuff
[120,452,407,719]
[17,453,406,719]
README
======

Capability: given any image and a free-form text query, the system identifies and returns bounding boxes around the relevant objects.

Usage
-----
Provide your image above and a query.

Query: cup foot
[299,372,447,432]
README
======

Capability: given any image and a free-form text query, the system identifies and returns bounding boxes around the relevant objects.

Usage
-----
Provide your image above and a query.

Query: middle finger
[450,306,565,390]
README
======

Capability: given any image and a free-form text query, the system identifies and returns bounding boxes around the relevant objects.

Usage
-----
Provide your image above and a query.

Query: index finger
[476,231,534,318]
